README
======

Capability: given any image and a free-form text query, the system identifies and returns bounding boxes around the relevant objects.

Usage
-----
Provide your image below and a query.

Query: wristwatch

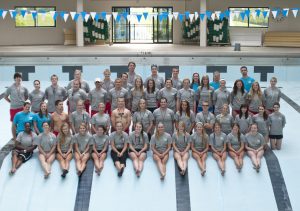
[23,149,27,153]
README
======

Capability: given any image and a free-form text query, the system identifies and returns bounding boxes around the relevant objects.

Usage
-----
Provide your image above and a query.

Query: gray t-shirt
[268,112,286,135]
[70,111,90,132]
[247,93,265,112]
[130,88,145,112]
[245,133,265,149]
[178,88,196,111]
[57,135,73,153]
[35,132,57,153]
[195,112,215,135]
[172,133,190,152]
[132,110,154,133]
[144,75,164,90]
[209,132,227,151]
[216,114,234,135]
[5,84,29,109]
[91,113,111,128]
[151,132,172,154]
[230,90,247,111]
[144,88,159,108]
[171,78,183,90]
[175,111,195,131]
[88,88,107,111]
[234,115,252,134]
[153,108,175,135]
[128,73,141,85]
[16,131,37,148]
[73,133,93,153]
[102,80,114,92]
[213,88,231,115]
[67,80,90,93]
[92,134,109,151]
[128,132,149,150]
[108,87,129,110]
[109,131,129,149]
[264,87,281,110]
[158,87,177,111]
[29,90,45,112]
[196,86,214,107]
[252,114,268,136]
[227,132,245,151]
[67,89,88,113]
[191,133,209,152]
[45,85,67,113]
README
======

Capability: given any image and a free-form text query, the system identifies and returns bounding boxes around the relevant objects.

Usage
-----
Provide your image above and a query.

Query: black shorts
[128,148,146,153]
[15,150,33,163]
[96,149,108,153]
[269,135,283,139]
[111,150,128,166]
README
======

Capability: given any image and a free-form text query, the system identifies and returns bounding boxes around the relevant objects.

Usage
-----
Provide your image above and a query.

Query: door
[153,7,173,43]
[112,7,130,43]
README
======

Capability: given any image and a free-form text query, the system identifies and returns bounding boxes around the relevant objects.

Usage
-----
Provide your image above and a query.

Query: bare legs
[174,152,189,175]
[92,152,107,175]
[212,152,227,176]
[247,150,264,172]
[56,153,72,177]
[75,152,90,176]
[129,152,147,177]
[38,153,56,178]
[270,139,282,150]
[229,151,245,171]
[10,151,23,174]
[153,153,169,180]
[192,152,207,176]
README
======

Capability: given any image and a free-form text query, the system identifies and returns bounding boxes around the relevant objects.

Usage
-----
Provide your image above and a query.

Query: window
[229,7,269,28]
[15,7,56,27]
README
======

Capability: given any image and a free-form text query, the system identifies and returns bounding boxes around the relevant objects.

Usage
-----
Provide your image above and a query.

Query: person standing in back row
[144,65,164,90]
[127,61,141,85]
[240,66,255,92]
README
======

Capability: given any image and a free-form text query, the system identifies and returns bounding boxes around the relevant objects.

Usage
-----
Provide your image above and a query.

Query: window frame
[228,7,269,28]
[14,6,56,28]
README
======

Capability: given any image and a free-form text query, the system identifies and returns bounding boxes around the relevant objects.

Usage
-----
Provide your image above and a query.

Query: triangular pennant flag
[282,8,289,17]
[189,14,194,22]
[70,12,76,20]
[81,11,86,19]
[215,11,221,19]
[143,12,148,20]
[0,9,3,17]
[211,14,216,21]
[21,10,27,18]
[178,13,184,22]
[101,12,107,20]
[90,12,96,20]
[50,11,57,21]
[136,14,142,22]
[251,11,257,19]
[106,14,111,22]
[271,10,278,19]
[185,11,190,18]
[94,13,99,21]
[63,13,69,22]
[263,10,269,19]
[122,12,128,21]
[127,14,131,22]
[9,10,17,19]
[206,11,212,20]
[219,13,224,20]
[60,11,66,20]
[240,12,246,21]
[74,13,80,22]
[256,9,261,17]
[200,13,205,21]
[1,10,7,19]
[31,11,37,20]
[173,12,179,20]
[194,12,199,20]
[112,12,118,20]
[130,14,136,23]
[245,10,250,18]
[159,14,164,22]
[224,10,230,18]
[168,14,173,21]
[151,12,158,20]
[291,8,299,18]
[116,14,121,22]
[84,14,90,22]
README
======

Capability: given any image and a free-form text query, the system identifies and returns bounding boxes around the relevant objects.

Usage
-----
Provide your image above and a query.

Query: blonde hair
[195,122,208,144]
[155,122,164,139]
[59,123,71,145]
[248,81,262,99]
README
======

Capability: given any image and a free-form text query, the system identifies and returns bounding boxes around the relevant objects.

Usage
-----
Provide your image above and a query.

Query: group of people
[5,62,286,180]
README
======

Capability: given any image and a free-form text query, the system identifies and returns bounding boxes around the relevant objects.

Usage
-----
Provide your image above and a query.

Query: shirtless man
[111,97,131,134]
[51,100,69,136]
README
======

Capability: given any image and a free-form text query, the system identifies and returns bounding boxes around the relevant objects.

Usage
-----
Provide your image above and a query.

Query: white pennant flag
[50,11,56,19]
[127,14,131,22]
[168,14,173,21]
[292,9,298,18]
[215,11,221,19]
[251,11,257,19]
[194,12,199,20]
[84,13,90,22]
[189,14,195,22]
[63,13,69,22]
[211,14,216,21]
[112,12,118,20]
[106,14,112,22]
[9,10,15,18]
[152,12,158,20]
[70,12,76,20]
[173,12,179,20]
[2,10,7,19]
[90,12,96,20]
[272,10,278,19]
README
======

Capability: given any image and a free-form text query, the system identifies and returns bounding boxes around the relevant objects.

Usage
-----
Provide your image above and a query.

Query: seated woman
[191,122,209,176]
[210,122,227,176]
[227,123,246,172]
[172,121,191,176]
[10,122,37,175]
[74,123,92,176]
[110,122,129,177]
[56,123,73,178]
[35,122,57,178]
[128,122,149,177]
[91,125,109,175]
[245,123,265,172]
[151,122,172,180]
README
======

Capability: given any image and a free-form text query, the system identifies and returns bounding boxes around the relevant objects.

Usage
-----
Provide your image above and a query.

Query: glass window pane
[249,8,269,28]
[15,7,35,27]
[229,8,248,27]
[36,7,55,27]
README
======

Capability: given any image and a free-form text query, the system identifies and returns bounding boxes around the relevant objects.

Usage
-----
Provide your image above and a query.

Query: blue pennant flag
[178,13,184,22]
[245,10,250,18]
[224,10,230,18]
[200,13,205,21]
[185,11,190,18]
[60,11,65,20]
[31,11,37,20]
[116,14,121,22]
[159,14,164,22]
[136,14,142,22]
[94,13,99,21]
[74,13,80,22]
[123,12,128,20]
[143,12,148,20]
[256,9,261,17]
[262,10,268,18]
[219,13,224,20]
[240,12,246,21]
[101,12,106,20]
[282,9,288,17]
[12,10,17,19]
[0,9,3,17]
[206,11,212,19]
[81,11,87,19]
[53,11,58,21]
[21,10,27,18]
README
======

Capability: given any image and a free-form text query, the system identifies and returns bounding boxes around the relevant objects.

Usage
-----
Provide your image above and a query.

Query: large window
[229,8,269,28]
[15,7,56,27]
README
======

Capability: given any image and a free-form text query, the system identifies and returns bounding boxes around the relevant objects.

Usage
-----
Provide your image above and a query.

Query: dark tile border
[174,159,191,211]
[0,93,4,101]
[0,139,15,169]
[281,92,300,113]
[74,159,94,211]
[264,146,293,211]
